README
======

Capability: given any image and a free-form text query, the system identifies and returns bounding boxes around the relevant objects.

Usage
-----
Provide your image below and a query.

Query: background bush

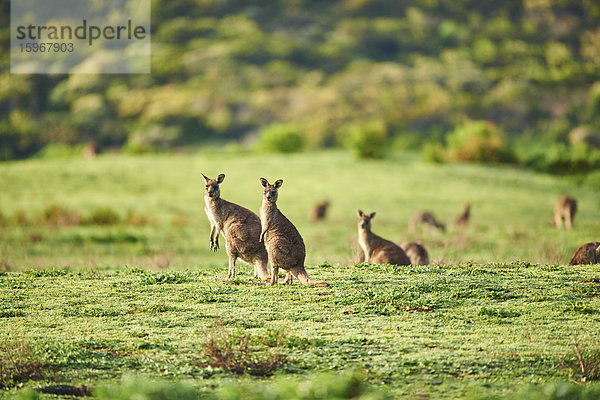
[522,143,600,175]
[344,120,388,159]
[445,120,517,164]
[257,124,306,153]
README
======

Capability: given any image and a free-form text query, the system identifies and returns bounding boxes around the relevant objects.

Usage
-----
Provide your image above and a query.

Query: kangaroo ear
[201,173,210,184]
[274,179,283,189]
[369,212,376,219]
[260,178,269,188]
[357,210,364,217]
[216,174,225,184]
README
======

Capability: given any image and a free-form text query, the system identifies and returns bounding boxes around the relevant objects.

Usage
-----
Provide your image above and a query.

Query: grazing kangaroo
[310,199,330,222]
[569,242,600,265]
[357,210,411,266]
[553,196,577,230]
[453,203,470,228]
[259,178,329,287]
[409,211,446,234]
[400,242,430,266]
[201,173,270,281]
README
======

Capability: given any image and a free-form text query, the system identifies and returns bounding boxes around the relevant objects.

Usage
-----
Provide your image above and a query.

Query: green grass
[1,151,600,398]
[1,263,600,398]
[0,150,598,269]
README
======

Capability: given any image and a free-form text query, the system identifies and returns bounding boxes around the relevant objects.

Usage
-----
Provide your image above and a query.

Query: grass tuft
[561,341,600,382]
[0,339,56,389]
[201,319,286,376]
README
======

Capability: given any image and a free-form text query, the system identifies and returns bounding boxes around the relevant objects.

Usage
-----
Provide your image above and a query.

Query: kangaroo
[310,199,330,223]
[259,178,329,287]
[453,203,470,228]
[569,242,600,265]
[409,211,446,234]
[553,196,577,230]
[82,143,97,159]
[202,173,270,281]
[357,210,411,266]
[400,242,430,266]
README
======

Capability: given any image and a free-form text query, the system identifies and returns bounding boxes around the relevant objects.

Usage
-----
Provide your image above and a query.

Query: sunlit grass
[0,150,598,271]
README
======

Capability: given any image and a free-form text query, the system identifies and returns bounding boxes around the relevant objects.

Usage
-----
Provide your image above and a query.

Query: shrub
[201,319,285,376]
[34,144,86,159]
[10,211,30,227]
[569,125,600,150]
[257,123,306,153]
[422,142,446,163]
[344,120,388,159]
[124,124,181,154]
[124,211,151,226]
[522,143,600,175]
[0,340,55,389]
[40,204,81,226]
[560,342,600,382]
[446,120,516,164]
[86,208,121,225]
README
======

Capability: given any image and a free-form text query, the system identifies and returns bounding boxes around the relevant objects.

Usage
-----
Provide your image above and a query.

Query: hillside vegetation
[2,0,600,168]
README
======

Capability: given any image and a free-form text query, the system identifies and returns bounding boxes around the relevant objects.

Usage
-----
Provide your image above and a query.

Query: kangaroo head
[260,178,283,203]
[201,173,225,199]
[357,210,376,230]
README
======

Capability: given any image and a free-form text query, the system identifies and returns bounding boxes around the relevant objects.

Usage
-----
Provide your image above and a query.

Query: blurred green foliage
[445,120,517,164]
[2,0,600,169]
[257,123,306,153]
[343,120,388,159]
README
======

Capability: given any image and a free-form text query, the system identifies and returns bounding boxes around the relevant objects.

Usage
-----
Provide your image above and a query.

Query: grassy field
[1,150,599,269]
[1,263,600,399]
[1,151,600,399]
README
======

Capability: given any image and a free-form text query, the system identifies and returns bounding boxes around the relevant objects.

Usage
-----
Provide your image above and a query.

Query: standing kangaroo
[357,210,411,266]
[453,203,470,228]
[409,211,446,234]
[310,199,330,223]
[202,173,270,281]
[400,242,430,266]
[569,242,600,265]
[553,196,577,230]
[259,178,329,287]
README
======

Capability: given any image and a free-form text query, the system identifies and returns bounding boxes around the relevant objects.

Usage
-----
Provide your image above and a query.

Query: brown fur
[202,173,270,281]
[400,242,430,266]
[82,143,97,159]
[409,211,446,234]
[569,242,600,265]
[357,210,411,266]
[553,196,577,230]
[259,178,329,287]
[453,203,470,227]
[310,200,330,222]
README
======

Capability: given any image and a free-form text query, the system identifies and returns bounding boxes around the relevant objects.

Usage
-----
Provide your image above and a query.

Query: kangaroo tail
[294,268,329,287]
